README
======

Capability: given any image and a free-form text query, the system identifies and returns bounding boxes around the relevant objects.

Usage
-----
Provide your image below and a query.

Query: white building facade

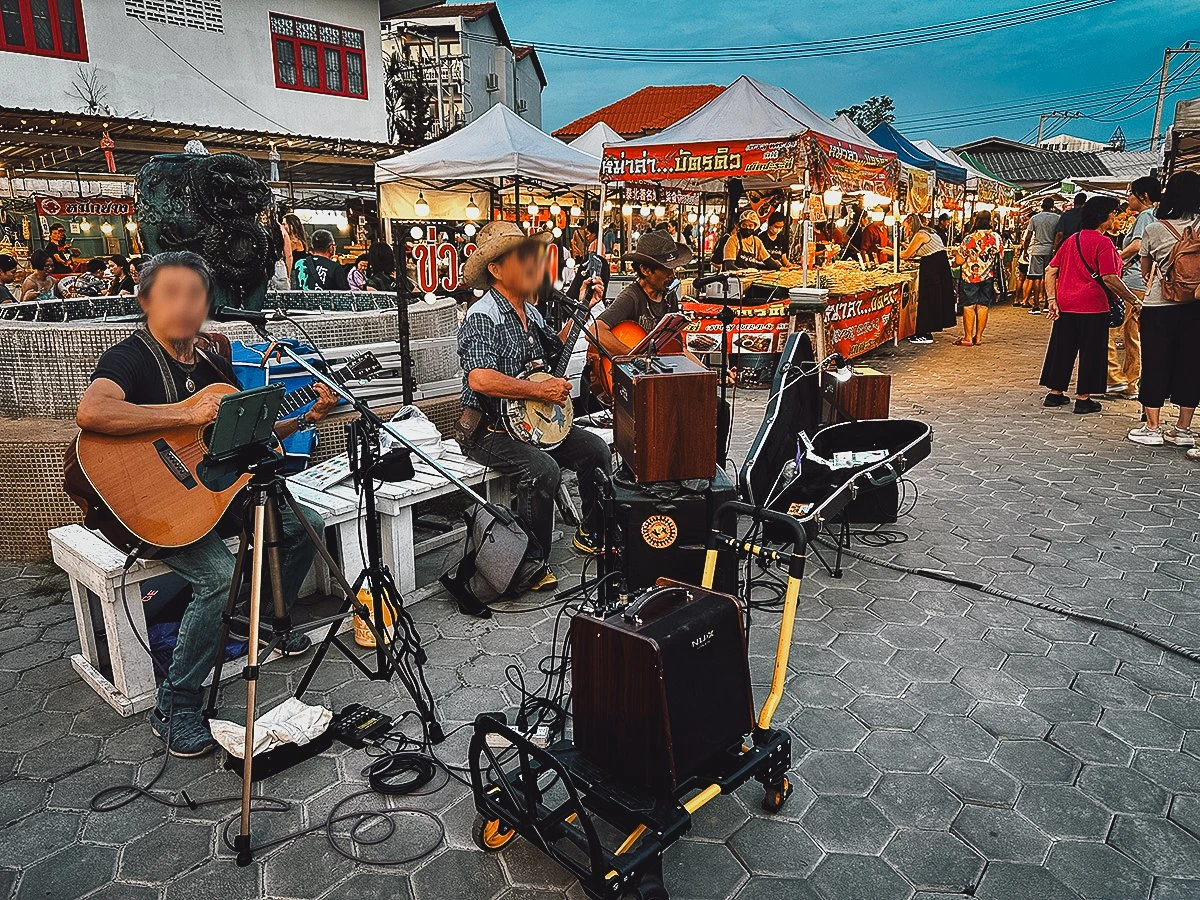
[381,2,544,135]
[0,0,388,141]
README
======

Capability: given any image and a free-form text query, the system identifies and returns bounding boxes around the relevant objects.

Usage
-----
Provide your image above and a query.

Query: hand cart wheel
[761,776,793,813]
[473,814,516,852]
[631,875,668,900]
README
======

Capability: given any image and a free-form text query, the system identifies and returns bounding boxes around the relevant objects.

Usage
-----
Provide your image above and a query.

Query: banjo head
[506,371,572,447]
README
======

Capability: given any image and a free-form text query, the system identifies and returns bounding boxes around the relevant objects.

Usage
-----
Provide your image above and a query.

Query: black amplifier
[571,579,754,796]
[611,466,737,594]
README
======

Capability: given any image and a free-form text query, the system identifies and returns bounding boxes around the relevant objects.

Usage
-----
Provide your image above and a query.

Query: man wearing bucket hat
[454,221,609,599]
[593,230,692,358]
[720,209,781,271]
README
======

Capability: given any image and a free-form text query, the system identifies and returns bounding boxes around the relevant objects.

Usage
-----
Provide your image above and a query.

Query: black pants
[1140,303,1200,409]
[465,426,611,558]
[1040,311,1109,396]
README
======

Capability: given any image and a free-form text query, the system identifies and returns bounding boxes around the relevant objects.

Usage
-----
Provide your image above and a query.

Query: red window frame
[0,0,88,61]
[269,12,366,100]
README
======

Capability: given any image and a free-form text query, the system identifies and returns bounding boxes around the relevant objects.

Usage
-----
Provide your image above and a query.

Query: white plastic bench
[49,517,328,717]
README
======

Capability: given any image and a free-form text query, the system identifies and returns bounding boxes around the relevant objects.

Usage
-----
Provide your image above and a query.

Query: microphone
[692,273,732,290]
[210,305,269,328]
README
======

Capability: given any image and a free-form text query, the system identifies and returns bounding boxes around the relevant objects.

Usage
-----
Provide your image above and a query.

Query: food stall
[600,76,905,363]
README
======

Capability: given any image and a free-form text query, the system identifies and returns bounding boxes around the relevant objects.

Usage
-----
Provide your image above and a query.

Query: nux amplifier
[570,579,753,796]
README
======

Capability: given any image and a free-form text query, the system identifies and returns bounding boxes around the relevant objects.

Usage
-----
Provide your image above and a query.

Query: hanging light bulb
[464,223,477,237]
[570,204,582,217]
[526,202,539,216]
[410,226,424,240]
[125,220,138,232]
[687,211,698,224]
[465,195,480,220]
[552,226,562,238]
[414,191,430,217]
[100,222,113,235]
[822,187,843,208]
[79,218,92,232]
[883,214,896,228]
[604,200,613,212]
[549,197,561,215]
[621,203,633,216]
[337,218,350,233]
[708,213,719,225]
[632,230,641,240]
[639,205,651,217]
[654,204,666,217]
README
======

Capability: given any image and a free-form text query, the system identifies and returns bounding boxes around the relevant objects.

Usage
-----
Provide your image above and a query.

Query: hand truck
[468,501,807,899]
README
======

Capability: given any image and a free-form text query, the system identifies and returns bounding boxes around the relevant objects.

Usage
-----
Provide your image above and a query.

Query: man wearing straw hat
[593,230,692,356]
[455,221,609,598]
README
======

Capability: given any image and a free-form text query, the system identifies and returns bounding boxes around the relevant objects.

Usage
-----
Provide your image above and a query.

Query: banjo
[501,260,603,449]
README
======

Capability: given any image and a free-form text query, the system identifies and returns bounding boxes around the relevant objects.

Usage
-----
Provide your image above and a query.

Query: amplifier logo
[691,629,714,649]
[640,515,678,549]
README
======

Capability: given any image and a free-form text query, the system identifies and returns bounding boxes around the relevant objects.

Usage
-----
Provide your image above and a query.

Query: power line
[510,0,1120,61]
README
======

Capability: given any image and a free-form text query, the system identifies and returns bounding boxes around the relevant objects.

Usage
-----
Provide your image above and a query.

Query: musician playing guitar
[454,222,608,602]
[71,251,337,758]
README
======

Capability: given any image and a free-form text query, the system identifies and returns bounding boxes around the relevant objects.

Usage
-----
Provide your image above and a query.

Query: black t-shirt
[44,240,72,273]
[0,283,16,303]
[761,231,789,258]
[597,281,674,333]
[1054,207,1084,243]
[91,332,237,404]
[294,254,350,291]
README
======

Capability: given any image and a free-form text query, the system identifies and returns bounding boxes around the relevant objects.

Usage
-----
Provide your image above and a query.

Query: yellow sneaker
[529,566,558,592]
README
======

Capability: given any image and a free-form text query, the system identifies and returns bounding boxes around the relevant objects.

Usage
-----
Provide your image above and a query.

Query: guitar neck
[551,300,589,379]
[277,365,349,417]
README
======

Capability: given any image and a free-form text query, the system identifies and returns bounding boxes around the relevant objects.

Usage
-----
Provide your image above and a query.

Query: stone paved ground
[2,305,1200,900]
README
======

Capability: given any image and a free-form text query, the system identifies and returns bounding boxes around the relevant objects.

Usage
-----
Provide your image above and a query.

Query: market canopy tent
[1166,96,1200,176]
[375,104,601,219]
[568,121,625,158]
[869,123,966,185]
[600,75,898,192]
[913,140,1016,206]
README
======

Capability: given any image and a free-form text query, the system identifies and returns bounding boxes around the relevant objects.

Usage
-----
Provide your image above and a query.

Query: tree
[836,96,896,134]
[384,48,436,147]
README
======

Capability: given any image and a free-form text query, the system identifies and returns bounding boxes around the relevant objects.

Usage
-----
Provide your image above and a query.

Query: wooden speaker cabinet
[612,355,717,483]
[825,367,891,423]
[570,579,753,796]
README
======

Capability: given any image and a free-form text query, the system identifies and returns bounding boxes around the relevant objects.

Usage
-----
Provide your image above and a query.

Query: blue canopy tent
[869,122,967,184]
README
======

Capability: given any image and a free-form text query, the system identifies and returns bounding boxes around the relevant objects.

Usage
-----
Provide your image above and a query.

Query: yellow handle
[701,548,718,589]
[757,575,801,730]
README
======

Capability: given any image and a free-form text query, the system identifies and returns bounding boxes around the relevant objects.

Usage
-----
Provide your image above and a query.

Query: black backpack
[440,505,544,613]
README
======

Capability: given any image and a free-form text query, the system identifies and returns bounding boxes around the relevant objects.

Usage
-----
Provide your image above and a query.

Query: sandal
[953,338,972,346]
[973,338,982,345]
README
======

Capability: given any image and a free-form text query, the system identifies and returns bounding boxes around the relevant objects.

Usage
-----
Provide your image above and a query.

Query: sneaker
[572,527,600,555]
[1029,307,1043,315]
[1073,398,1102,415]
[1163,426,1197,447]
[150,708,216,758]
[1043,393,1070,408]
[1127,425,1164,445]
[274,630,312,657]
[1187,447,1200,461]
[529,566,558,592]
[907,336,933,344]
[229,620,312,656]
[1106,383,1128,395]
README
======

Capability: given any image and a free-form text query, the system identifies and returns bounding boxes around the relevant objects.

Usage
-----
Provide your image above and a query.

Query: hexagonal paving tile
[801,796,896,855]
[661,838,747,899]
[729,817,821,878]
[858,730,942,774]
[796,750,883,796]
[871,773,962,830]
[993,739,1081,784]
[1109,815,1200,879]
[974,861,1083,900]
[809,853,913,900]
[411,848,506,900]
[1014,784,1112,840]
[883,828,984,893]
[1046,839,1153,900]
[951,804,1051,863]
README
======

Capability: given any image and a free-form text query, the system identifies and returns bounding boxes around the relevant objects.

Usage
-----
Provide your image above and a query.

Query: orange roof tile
[552,84,726,140]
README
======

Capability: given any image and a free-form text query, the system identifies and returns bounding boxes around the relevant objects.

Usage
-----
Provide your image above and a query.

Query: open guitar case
[739,331,932,563]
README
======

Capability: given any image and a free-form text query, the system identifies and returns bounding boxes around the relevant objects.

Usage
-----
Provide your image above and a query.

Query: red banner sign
[824,284,903,359]
[936,180,966,211]
[809,136,899,196]
[601,137,804,183]
[35,195,135,217]
[681,300,791,354]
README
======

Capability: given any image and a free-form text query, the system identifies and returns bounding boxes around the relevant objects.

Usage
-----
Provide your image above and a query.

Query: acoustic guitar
[71,351,382,549]
[586,320,648,406]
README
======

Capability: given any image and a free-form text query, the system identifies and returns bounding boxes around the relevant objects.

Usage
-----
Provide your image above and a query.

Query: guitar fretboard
[277,364,357,417]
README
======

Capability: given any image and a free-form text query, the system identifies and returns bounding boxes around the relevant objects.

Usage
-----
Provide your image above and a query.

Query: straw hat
[621,230,693,270]
[463,221,553,290]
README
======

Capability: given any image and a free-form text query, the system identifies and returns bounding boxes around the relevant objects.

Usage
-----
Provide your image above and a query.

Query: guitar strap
[133,329,179,403]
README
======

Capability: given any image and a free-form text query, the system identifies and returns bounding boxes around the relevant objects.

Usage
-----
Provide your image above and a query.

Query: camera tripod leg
[235,492,269,867]
[261,489,290,641]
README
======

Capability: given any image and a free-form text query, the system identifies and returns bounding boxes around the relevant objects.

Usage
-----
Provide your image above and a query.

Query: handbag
[1074,233,1124,328]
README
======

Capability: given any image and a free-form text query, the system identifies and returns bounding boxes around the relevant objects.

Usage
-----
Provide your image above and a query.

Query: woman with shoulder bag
[1127,171,1200,450]
[1040,196,1140,414]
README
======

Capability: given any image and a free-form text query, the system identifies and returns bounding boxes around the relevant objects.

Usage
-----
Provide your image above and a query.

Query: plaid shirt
[458,289,563,420]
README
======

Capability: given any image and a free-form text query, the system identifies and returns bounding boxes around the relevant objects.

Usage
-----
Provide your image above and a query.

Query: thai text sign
[824,283,903,359]
[601,137,804,183]
[35,195,136,217]
[681,300,791,354]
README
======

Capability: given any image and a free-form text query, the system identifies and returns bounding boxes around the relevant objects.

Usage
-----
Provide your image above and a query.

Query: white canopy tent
[569,121,625,158]
[831,114,894,156]
[375,104,602,220]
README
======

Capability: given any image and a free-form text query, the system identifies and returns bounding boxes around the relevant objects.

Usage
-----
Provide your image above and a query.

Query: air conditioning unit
[485,73,499,92]
[516,99,528,113]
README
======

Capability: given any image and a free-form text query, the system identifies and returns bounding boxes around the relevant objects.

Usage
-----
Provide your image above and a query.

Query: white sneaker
[1127,425,1164,446]
[1163,426,1197,447]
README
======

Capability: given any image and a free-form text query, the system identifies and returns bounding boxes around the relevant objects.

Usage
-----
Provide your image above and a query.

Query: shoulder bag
[1074,233,1124,327]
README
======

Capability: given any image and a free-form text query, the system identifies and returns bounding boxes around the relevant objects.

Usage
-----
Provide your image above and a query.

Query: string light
[687,211,698,223]
[654,204,666,217]
[79,218,92,232]
[621,203,633,216]
[822,187,843,207]
[570,204,582,217]
[639,205,651,217]
[549,197,561,215]
[100,222,113,235]
[526,202,539,216]
[465,195,480,220]
[414,192,430,217]
[125,221,138,232]
[708,213,719,225]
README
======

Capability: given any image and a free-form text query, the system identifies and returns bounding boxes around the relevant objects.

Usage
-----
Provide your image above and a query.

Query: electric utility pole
[1151,43,1199,152]
[1036,111,1082,146]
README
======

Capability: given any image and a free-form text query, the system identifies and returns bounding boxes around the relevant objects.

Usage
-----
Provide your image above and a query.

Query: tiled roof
[397,2,496,20]
[1095,150,1161,180]
[552,84,726,140]
[959,147,1111,185]
[512,45,546,88]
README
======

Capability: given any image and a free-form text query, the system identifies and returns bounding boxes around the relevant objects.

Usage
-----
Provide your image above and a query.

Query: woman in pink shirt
[1040,196,1141,414]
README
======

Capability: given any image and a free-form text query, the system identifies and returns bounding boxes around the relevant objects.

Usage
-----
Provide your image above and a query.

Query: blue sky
[498,0,1199,148]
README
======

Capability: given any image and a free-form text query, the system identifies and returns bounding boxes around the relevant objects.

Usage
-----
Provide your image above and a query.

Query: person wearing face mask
[721,209,781,271]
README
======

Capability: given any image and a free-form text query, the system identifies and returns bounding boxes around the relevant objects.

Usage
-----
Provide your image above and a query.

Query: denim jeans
[464,426,611,557]
[157,499,324,714]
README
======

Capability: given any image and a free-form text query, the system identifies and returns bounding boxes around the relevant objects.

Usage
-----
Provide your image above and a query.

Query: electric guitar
[70,351,383,549]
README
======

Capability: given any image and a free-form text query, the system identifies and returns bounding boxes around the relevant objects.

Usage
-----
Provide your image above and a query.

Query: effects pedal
[332,703,394,748]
